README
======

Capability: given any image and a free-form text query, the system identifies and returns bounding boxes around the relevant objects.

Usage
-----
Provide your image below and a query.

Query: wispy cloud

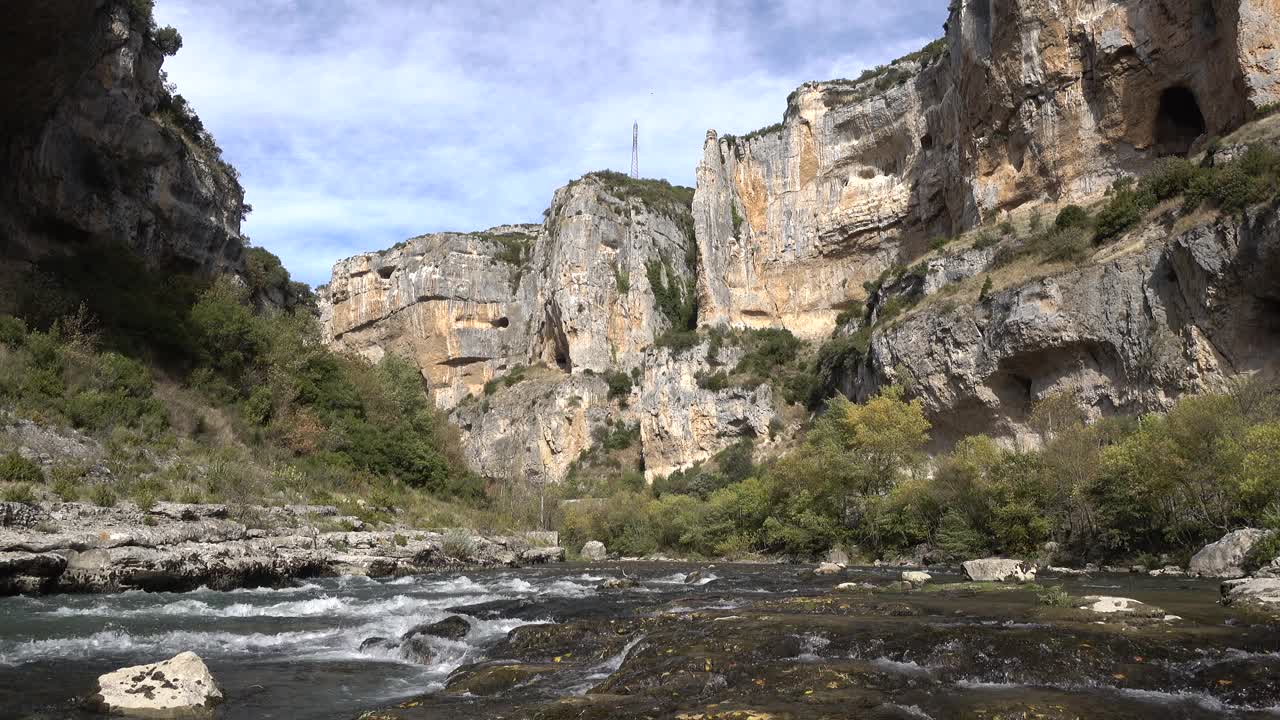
[154,0,947,285]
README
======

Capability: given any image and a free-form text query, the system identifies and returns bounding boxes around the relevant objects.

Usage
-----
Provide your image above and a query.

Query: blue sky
[154,0,948,286]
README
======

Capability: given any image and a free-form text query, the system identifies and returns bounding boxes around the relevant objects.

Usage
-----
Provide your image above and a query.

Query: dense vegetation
[0,243,489,525]
[562,381,1280,564]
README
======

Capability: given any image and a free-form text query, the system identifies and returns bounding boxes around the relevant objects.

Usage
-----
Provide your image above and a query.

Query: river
[0,563,1276,719]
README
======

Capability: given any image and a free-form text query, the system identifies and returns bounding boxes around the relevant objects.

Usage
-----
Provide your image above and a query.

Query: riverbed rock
[92,651,222,717]
[814,562,844,576]
[405,616,471,642]
[1078,596,1147,614]
[825,549,850,566]
[1222,577,1280,608]
[597,577,639,590]
[901,570,931,586]
[962,558,1035,583]
[684,570,706,584]
[359,636,395,653]
[1149,565,1188,577]
[836,582,875,592]
[581,541,607,562]
[1189,528,1275,578]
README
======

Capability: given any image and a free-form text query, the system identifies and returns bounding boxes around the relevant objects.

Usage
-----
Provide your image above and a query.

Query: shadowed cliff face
[0,0,246,279]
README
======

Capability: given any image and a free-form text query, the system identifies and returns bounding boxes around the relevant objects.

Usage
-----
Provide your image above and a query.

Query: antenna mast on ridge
[630,122,639,179]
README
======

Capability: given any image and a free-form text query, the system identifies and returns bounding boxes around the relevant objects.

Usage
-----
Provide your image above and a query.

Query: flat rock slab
[93,651,223,717]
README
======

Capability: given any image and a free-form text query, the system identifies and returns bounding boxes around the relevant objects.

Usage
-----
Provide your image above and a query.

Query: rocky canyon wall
[0,0,247,279]
[693,0,1279,340]
[323,0,1280,482]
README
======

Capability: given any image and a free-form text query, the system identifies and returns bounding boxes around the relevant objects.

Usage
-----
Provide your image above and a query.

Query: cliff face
[320,174,724,483]
[318,226,538,409]
[693,0,1278,340]
[525,175,696,375]
[0,1,246,276]
[859,199,1280,446]
[325,0,1280,483]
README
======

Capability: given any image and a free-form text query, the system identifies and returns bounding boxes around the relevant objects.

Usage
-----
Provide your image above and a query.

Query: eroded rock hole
[920,133,933,150]
[490,316,510,328]
[1154,86,1206,157]
[376,266,395,279]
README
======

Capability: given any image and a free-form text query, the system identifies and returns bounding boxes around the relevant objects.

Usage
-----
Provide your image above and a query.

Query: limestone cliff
[526,174,696,375]
[858,199,1280,446]
[323,0,1280,483]
[0,0,247,278]
[318,226,538,409]
[694,0,1279,340]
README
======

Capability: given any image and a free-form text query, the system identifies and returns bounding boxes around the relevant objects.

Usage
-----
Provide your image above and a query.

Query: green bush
[89,483,118,508]
[697,371,729,391]
[731,203,744,235]
[0,315,25,348]
[1,483,36,503]
[655,329,700,354]
[1243,530,1280,574]
[153,25,183,55]
[1036,585,1073,607]
[734,328,802,378]
[646,258,696,331]
[972,231,999,250]
[0,453,42,484]
[604,370,633,400]
[1093,178,1152,242]
[834,301,865,328]
[1054,205,1090,230]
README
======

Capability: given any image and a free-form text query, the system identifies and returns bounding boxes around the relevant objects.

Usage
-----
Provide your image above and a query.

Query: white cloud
[154,0,946,285]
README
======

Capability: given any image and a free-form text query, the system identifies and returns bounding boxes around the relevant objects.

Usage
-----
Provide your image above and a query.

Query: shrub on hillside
[1054,205,1090,229]
[0,453,42,484]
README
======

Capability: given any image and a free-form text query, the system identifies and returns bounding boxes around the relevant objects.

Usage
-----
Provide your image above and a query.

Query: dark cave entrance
[1154,86,1207,157]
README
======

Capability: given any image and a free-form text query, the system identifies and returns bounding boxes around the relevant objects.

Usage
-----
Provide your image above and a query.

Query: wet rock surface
[357,563,1280,720]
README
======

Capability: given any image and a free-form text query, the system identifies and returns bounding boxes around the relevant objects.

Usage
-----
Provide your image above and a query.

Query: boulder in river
[684,570,706,584]
[901,570,931,585]
[814,562,844,576]
[596,577,639,590]
[1189,528,1274,578]
[1221,577,1280,608]
[581,540,607,562]
[1078,596,1147,613]
[92,651,222,717]
[962,558,1036,582]
[405,615,471,641]
[359,636,396,653]
[400,635,436,665]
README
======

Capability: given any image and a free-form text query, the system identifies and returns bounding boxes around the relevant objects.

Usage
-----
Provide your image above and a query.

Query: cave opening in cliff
[1154,86,1206,157]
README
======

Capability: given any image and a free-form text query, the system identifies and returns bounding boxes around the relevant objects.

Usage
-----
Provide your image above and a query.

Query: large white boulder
[962,558,1036,582]
[901,570,932,585]
[1189,528,1274,578]
[580,540,607,562]
[93,651,223,717]
[1222,577,1280,607]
